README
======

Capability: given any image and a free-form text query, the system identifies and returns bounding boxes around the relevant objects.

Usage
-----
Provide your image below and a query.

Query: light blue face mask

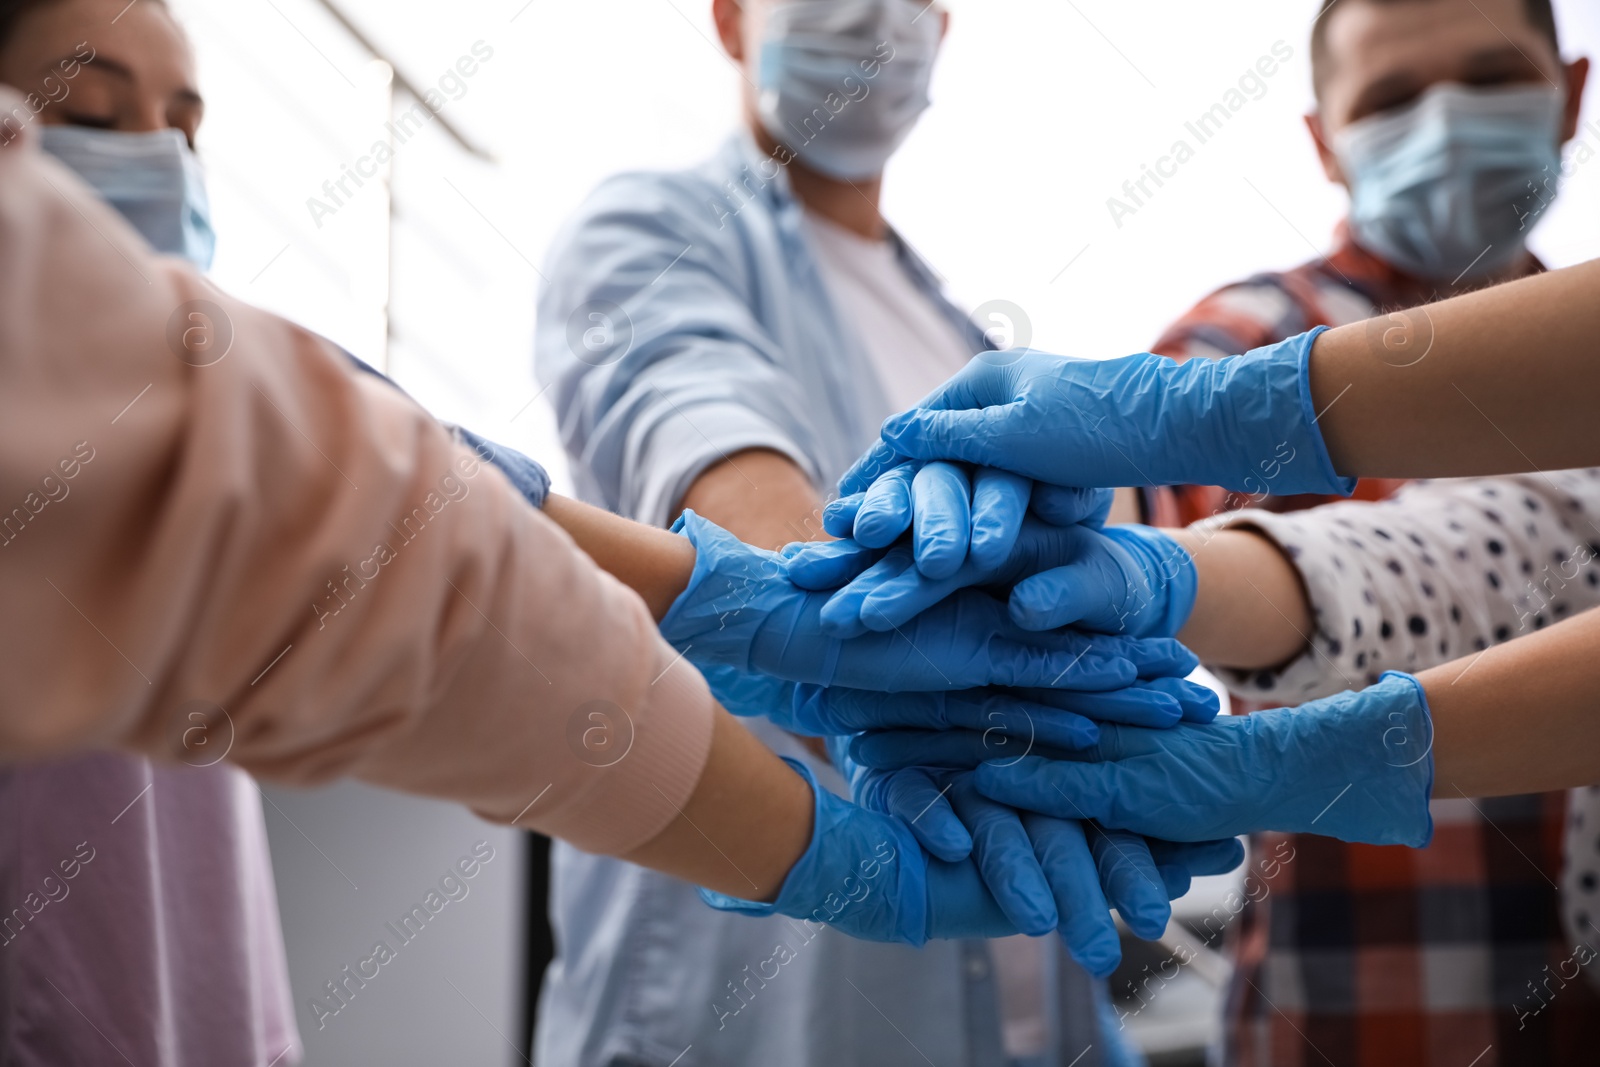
[756,0,942,180]
[1332,82,1563,283]
[40,125,217,271]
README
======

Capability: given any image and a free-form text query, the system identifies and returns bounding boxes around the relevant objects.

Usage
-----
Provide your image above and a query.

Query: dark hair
[0,1,55,52]
[0,0,167,52]
[1310,0,1561,95]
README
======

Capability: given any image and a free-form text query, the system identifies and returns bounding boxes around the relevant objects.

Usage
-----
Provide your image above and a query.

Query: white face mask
[754,0,942,180]
[1332,83,1564,283]
[40,125,217,270]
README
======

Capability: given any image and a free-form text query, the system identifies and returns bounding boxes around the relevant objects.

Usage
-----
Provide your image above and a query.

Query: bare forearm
[680,448,828,550]
[1173,527,1312,670]
[540,495,814,899]
[542,494,697,620]
[622,706,814,900]
[1420,606,1600,799]
[1312,257,1600,478]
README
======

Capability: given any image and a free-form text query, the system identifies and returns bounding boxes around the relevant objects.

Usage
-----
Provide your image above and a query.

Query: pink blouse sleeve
[0,95,712,858]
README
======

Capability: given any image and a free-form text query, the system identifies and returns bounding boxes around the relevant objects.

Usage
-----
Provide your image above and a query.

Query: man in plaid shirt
[1145,0,1598,1063]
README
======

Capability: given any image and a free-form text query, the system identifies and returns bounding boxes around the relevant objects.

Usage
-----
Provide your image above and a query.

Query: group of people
[0,0,1597,1066]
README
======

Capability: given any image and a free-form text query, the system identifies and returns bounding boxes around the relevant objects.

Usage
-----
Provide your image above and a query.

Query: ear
[713,0,745,62]
[1558,56,1590,144]
[939,7,950,43]
[1304,111,1346,187]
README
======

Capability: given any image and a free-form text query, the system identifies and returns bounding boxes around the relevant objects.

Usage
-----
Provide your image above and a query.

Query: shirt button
[966,955,990,981]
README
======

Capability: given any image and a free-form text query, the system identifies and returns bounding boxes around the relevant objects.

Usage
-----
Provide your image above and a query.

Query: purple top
[0,753,298,1065]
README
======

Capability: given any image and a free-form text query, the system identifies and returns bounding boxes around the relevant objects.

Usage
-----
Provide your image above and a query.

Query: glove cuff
[658,510,777,669]
[1223,326,1356,498]
[1260,671,1435,847]
[699,758,930,945]
[699,757,820,920]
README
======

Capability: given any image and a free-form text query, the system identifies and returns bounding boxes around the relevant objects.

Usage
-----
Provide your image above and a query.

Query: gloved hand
[700,665,1215,752]
[785,520,1198,643]
[661,510,1198,692]
[702,760,1239,976]
[971,672,1437,848]
[824,464,1111,580]
[701,759,1016,945]
[823,463,1033,578]
[840,329,1355,499]
[837,753,1244,975]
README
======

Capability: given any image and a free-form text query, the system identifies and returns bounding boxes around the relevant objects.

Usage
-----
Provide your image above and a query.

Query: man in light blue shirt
[535,2,1136,1064]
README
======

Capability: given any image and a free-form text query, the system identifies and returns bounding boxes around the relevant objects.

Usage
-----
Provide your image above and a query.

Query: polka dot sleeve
[1562,786,1600,987]
[1194,469,1600,702]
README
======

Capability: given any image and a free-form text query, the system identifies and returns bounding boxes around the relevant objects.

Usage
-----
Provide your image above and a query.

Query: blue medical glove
[973,673,1437,848]
[1029,483,1114,529]
[826,464,1035,579]
[662,511,1195,692]
[708,762,1169,975]
[700,759,1020,946]
[841,329,1355,497]
[696,663,798,721]
[792,686,1100,748]
[793,679,1217,737]
[844,761,1245,971]
[786,520,1198,644]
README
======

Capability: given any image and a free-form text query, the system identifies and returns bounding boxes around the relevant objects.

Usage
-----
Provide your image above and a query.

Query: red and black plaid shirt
[1148,228,1598,1067]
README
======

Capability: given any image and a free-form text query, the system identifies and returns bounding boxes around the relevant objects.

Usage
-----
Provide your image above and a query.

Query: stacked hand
[660,498,1238,972]
[676,328,1437,968]
[701,757,1244,978]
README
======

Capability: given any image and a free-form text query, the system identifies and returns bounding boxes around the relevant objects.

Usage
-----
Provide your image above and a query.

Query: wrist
[1258,671,1434,846]
[1188,327,1354,497]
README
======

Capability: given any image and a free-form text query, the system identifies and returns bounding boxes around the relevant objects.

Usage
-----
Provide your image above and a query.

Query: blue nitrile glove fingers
[701,759,1018,945]
[1021,814,1123,977]
[833,731,972,863]
[662,511,1145,692]
[968,468,1033,573]
[973,672,1436,848]
[818,545,918,640]
[1013,678,1221,727]
[1113,634,1200,680]
[856,766,972,862]
[839,439,907,497]
[1008,524,1197,638]
[788,686,1100,750]
[949,775,1059,936]
[845,522,1190,638]
[870,333,1354,497]
[851,760,1073,937]
[855,463,918,548]
[850,728,1086,773]
[828,518,1102,636]
[1086,824,1171,939]
[849,763,1218,963]
[912,462,972,579]
[796,677,1217,747]
[1147,837,1247,899]
[780,537,882,592]
[808,519,1204,649]
[1030,484,1114,529]
[823,493,865,538]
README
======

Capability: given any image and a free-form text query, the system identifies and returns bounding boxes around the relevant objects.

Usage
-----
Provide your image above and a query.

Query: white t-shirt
[802,211,975,412]
[803,208,1048,1059]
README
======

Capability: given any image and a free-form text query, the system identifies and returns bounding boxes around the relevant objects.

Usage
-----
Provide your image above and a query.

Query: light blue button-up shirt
[533,133,1116,1067]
